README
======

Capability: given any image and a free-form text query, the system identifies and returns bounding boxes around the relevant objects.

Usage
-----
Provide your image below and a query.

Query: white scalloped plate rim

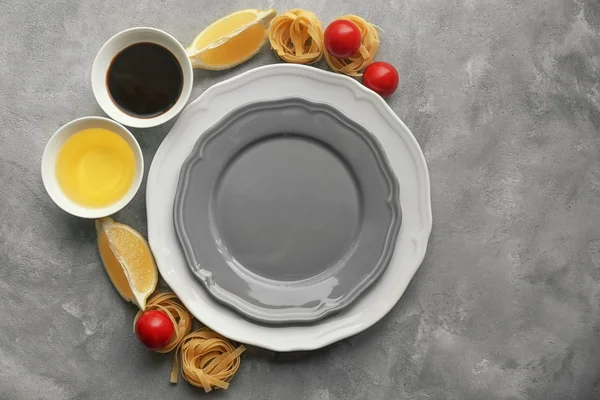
[146,64,432,352]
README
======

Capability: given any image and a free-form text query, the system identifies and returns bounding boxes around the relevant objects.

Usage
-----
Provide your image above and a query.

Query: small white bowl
[91,27,193,128]
[41,116,144,219]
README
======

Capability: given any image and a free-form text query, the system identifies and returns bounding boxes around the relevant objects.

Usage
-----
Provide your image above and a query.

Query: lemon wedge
[95,217,158,310]
[186,8,276,70]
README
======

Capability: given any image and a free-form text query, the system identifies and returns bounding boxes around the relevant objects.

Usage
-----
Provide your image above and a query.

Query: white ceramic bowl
[41,116,144,218]
[91,27,193,128]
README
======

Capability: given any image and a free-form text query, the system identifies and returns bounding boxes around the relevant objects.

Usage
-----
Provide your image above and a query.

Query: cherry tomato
[135,310,175,350]
[324,20,362,58]
[361,62,400,97]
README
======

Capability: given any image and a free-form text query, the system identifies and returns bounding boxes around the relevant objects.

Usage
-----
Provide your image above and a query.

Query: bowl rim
[91,27,194,128]
[41,116,144,219]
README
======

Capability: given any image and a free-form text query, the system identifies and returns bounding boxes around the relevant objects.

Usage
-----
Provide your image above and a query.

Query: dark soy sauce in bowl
[107,42,183,119]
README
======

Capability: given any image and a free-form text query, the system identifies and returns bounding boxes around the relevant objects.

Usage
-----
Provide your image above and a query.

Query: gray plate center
[212,135,361,282]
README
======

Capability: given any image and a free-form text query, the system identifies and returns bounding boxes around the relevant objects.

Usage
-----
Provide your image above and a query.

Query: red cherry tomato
[135,310,175,350]
[324,20,362,58]
[361,62,400,97]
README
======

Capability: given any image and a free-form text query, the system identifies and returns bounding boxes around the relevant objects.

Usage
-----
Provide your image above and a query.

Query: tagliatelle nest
[134,292,245,392]
[174,328,246,392]
[324,15,380,77]
[133,292,192,353]
[268,9,325,64]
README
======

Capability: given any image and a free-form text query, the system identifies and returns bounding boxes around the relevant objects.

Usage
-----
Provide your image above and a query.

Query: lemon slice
[95,217,158,310]
[186,8,276,70]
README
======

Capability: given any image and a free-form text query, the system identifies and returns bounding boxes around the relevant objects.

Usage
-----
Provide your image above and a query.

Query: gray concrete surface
[1,0,599,399]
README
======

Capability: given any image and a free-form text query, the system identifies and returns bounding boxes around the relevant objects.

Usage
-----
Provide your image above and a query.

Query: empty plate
[148,64,432,350]
[173,97,401,324]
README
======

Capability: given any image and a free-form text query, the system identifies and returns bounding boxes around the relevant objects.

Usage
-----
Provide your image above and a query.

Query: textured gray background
[1,0,599,399]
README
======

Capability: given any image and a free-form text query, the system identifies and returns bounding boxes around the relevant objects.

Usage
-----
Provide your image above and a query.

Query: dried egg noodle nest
[133,292,245,392]
[324,15,380,77]
[133,292,192,353]
[268,9,324,64]
[175,328,246,392]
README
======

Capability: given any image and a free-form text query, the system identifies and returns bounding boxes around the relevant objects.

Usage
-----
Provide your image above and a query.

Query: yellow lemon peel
[95,217,158,310]
[187,8,276,70]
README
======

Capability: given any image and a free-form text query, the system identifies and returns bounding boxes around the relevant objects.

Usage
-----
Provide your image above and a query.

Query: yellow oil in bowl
[55,128,136,208]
